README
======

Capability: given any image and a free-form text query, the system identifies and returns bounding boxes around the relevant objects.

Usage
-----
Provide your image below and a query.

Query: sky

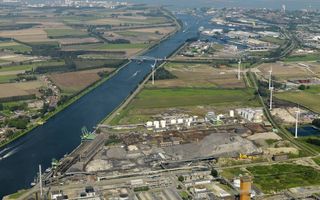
[118,0,320,10]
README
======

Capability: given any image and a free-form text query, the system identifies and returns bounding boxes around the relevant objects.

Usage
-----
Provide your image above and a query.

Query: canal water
[0,13,204,197]
[288,126,320,137]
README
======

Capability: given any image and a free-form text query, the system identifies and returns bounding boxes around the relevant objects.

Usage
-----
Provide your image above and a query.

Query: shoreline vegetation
[0,8,180,149]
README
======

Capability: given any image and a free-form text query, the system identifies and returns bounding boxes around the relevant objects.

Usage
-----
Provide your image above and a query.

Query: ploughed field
[49,68,115,95]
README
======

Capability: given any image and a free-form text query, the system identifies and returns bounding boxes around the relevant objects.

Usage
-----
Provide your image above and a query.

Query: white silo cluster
[236,108,263,123]
[229,110,235,117]
[145,116,197,132]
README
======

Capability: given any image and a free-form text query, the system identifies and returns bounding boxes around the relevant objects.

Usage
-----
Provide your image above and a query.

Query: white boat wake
[0,147,19,160]
[130,70,140,79]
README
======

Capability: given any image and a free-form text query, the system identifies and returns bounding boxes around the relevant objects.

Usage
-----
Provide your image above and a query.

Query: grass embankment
[275,86,320,113]
[7,190,27,199]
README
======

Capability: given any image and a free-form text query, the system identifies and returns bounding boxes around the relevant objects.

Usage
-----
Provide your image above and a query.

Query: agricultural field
[0,41,32,53]
[0,75,17,84]
[103,26,176,44]
[0,60,66,84]
[86,16,170,26]
[247,164,320,193]
[275,86,320,113]
[110,88,259,125]
[63,43,148,51]
[63,43,149,57]
[49,68,114,94]
[0,81,43,98]
[73,59,126,70]
[0,60,65,73]
[0,52,35,63]
[147,62,246,88]
[0,28,50,43]
[55,37,99,45]
[45,28,89,38]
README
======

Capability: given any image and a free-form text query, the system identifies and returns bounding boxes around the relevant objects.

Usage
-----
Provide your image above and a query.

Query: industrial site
[2,0,320,200]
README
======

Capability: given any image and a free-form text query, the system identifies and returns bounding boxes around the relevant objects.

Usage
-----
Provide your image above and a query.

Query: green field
[7,190,27,199]
[110,88,259,125]
[0,75,17,83]
[45,28,89,38]
[0,60,65,73]
[66,43,149,51]
[0,41,31,53]
[260,36,286,45]
[313,157,320,166]
[27,41,60,47]
[96,43,148,50]
[283,54,320,62]
[117,31,141,37]
[247,164,320,192]
[275,86,320,113]
[221,168,247,179]
[131,88,258,109]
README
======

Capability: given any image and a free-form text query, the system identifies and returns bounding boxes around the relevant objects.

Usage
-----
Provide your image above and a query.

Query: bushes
[153,67,177,80]
[7,102,27,111]
[312,119,320,128]
[178,175,184,182]
[6,116,30,129]
[306,138,320,146]
[105,135,121,146]
[0,94,36,103]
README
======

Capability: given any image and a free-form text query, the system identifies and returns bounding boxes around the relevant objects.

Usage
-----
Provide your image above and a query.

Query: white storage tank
[233,179,240,188]
[170,119,177,125]
[230,110,234,117]
[146,121,153,127]
[177,118,184,124]
[153,121,160,129]
[160,120,166,128]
